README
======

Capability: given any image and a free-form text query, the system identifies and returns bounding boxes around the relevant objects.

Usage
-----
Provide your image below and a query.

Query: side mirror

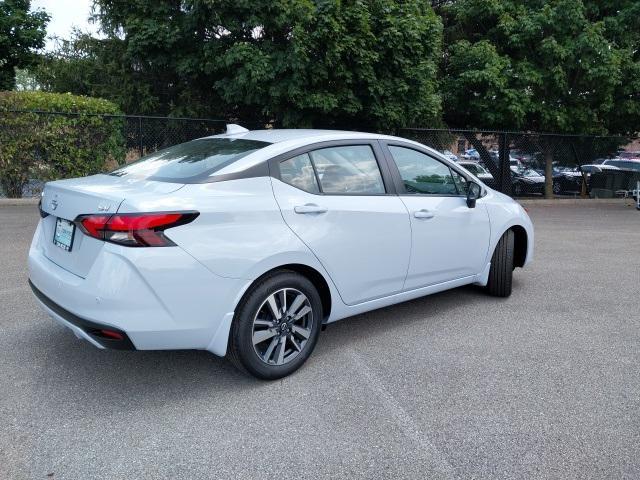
[467,182,482,208]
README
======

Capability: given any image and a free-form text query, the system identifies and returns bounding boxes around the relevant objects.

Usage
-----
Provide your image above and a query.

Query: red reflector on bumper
[98,329,124,340]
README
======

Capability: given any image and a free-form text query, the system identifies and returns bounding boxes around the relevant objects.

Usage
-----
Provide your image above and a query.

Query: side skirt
[327,274,480,323]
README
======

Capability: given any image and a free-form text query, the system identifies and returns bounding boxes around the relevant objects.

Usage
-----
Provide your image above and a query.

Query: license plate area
[53,218,76,252]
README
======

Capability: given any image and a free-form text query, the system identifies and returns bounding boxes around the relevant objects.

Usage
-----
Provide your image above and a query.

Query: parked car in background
[440,150,459,162]
[458,161,494,183]
[461,148,480,161]
[580,164,620,174]
[511,167,545,196]
[511,150,542,166]
[552,167,584,195]
[601,158,640,172]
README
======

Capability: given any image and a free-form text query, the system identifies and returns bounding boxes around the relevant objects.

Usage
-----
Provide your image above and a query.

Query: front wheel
[228,270,323,379]
[486,230,515,297]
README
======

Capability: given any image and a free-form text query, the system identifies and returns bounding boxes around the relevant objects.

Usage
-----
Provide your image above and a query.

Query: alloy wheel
[251,288,314,365]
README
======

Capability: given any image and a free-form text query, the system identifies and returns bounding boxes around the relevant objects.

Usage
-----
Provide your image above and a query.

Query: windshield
[110,138,271,181]
[515,167,541,177]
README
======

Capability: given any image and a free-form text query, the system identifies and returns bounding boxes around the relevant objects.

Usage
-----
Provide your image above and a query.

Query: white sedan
[29,126,534,379]
[457,161,494,183]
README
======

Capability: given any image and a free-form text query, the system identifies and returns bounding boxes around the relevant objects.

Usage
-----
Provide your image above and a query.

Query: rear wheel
[553,181,562,195]
[486,230,515,297]
[228,270,323,379]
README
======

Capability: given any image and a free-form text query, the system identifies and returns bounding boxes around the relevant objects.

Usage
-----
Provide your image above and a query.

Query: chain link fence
[2,110,639,199]
[399,128,640,199]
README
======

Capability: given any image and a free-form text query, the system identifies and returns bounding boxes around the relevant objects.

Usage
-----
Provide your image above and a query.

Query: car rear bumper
[29,280,135,350]
[28,219,250,355]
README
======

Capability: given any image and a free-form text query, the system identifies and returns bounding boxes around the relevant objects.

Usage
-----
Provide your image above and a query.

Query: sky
[31,0,97,50]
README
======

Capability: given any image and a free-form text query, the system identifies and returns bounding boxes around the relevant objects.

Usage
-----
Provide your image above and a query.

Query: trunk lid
[39,174,183,278]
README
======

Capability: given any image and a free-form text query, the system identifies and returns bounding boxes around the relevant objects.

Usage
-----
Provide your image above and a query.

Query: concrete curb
[518,198,634,206]
[0,198,40,206]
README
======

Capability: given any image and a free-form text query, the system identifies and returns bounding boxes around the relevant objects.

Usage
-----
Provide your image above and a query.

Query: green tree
[34,0,443,131]
[207,0,442,130]
[442,0,640,197]
[35,32,157,112]
[0,0,49,90]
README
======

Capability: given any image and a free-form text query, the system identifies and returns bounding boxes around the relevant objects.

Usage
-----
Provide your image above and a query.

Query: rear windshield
[110,138,271,182]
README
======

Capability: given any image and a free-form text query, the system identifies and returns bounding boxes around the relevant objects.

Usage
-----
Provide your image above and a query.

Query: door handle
[294,204,328,214]
[413,209,435,219]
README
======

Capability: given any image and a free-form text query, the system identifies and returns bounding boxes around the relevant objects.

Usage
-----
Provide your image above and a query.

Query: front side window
[279,153,320,193]
[309,145,385,194]
[111,138,271,181]
[388,146,459,195]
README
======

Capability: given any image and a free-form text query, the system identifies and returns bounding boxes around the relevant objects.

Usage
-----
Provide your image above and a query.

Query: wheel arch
[510,225,528,268]
[242,263,333,322]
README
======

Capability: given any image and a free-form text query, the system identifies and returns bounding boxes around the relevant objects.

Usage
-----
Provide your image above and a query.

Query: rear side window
[309,145,385,194]
[280,154,320,193]
[278,145,386,195]
[388,146,459,195]
[110,138,271,181]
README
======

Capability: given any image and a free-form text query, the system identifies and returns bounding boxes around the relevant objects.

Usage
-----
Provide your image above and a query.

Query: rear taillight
[75,211,199,247]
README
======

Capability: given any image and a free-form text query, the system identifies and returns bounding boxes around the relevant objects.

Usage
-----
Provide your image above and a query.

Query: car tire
[553,181,561,195]
[486,230,515,298]
[228,270,323,380]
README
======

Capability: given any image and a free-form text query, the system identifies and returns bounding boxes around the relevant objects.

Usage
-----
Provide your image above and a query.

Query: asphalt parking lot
[1,201,639,480]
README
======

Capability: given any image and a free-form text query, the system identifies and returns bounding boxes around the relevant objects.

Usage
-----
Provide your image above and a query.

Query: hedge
[0,91,126,197]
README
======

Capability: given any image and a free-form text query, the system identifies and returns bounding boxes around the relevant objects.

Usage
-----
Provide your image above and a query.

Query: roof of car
[587,164,620,169]
[605,157,640,162]
[204,128,448,177]
[210,128,383,143]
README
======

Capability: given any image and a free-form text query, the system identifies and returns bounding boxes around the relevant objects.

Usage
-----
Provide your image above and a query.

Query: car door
[270,141,411,305]
[382,142,491,290]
